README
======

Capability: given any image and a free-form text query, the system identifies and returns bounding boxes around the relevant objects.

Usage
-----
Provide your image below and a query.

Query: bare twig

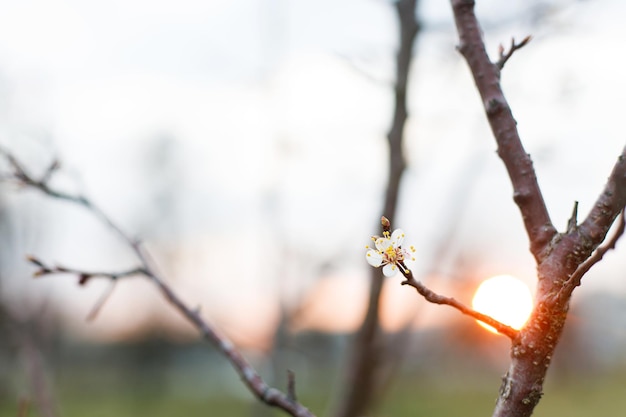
[398,264,519,339]
[287,370,297,403]
[561,209,625,295]
[566,201,579,233]
[27,257,145,284]
[26,257,141,321]
[496,35,532,70]
[1,150,316,417]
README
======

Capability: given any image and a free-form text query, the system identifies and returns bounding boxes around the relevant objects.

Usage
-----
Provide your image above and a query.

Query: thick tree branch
[2,150,315,417]
[450,0,556,262]
[577,148,626,248]
[449,2,626,417]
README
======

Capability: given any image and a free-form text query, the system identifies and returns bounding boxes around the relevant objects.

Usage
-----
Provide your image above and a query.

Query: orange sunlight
[471,274,533,334]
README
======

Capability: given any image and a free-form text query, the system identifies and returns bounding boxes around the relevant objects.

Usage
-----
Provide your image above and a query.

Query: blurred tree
[332,2,420,417]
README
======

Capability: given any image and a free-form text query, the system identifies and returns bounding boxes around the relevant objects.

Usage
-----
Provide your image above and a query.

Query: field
[3,364,626,417]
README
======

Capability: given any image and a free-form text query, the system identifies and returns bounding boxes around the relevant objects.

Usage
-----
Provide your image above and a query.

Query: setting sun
[472,275,533,333]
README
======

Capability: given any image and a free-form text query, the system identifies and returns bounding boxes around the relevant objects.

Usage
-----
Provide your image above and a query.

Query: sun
[471,274,533,333]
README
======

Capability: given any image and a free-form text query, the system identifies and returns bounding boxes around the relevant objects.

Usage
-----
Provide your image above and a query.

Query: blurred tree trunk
[332,2,420,417]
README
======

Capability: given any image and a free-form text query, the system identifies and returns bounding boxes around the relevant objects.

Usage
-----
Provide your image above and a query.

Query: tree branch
[577,147,626,249]
[449,2,626,417]
[450,0,556,262]
[566,209,625,289]
[333,2,420,417]
[1,150,315,417]
[496,36,532,70]
[399,265,519,339]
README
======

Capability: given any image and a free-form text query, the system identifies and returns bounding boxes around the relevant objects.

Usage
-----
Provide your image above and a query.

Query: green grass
[4,368,626,416]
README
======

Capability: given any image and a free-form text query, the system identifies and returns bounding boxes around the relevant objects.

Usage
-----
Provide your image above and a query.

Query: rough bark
[449,1,626,416]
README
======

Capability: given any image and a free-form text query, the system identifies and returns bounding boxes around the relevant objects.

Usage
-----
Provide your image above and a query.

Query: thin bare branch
[86,281,118,322]
[287,370,297,403]
[562,209,625,295]
[1,149,316,417]
[27,257,145,284]
[496,35,532,70]
[398,264,518,339]
[566,200,579,233]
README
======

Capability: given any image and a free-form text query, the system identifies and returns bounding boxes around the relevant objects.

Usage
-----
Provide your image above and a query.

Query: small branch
[287,370,297,403]
[4,149,316,417]
[0,146,88,206]
[567,201,579,233]
[86,281,118,322]
[27,256,144,285]
[496,35,532,70]
[27,257,133,321]
[40,160,61,185]
[399,264,519,340]
[563,209,625,293]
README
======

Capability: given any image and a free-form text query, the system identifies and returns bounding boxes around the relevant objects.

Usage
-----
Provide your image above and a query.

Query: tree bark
[449,1,626,416]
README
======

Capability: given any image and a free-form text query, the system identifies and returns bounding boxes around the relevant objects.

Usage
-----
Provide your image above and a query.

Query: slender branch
[371,214,519,340]
[398,264,518,339]
[566,201,579,233]
[27,258,144,284]
[2,150,315,417]
[496,36,532,70]
[287,370,297,403]
[450,0,556,261]
[561,209,625,294]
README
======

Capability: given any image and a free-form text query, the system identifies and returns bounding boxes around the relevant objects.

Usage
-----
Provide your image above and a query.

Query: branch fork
[496,35,532,70]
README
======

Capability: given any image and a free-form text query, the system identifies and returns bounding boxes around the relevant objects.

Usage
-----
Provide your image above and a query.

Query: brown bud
[381,216,390,230]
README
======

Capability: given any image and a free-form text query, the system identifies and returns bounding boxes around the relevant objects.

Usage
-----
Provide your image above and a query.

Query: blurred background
[1,0,626,416]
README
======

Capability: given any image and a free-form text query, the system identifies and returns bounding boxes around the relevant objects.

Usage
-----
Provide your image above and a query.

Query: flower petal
[375,237,392,252]
[366,250,383,267]
[382,263,398,277]
[390,229,405,247]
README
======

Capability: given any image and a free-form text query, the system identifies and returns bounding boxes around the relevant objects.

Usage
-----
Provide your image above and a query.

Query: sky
[1,0,626,346]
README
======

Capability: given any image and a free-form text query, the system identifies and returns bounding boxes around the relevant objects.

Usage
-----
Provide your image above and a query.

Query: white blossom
[365,229,415,277]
